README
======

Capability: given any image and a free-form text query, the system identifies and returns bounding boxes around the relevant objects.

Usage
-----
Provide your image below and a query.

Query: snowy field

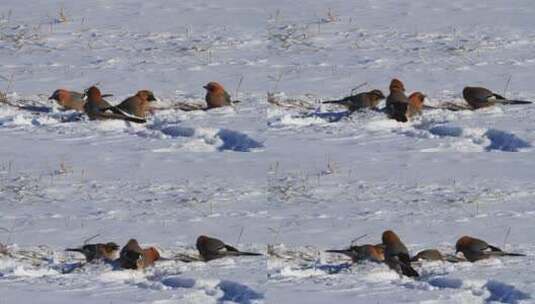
[1,0,535,303]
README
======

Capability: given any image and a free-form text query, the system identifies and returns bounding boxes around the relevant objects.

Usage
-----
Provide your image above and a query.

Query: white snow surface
[1,0,535,303]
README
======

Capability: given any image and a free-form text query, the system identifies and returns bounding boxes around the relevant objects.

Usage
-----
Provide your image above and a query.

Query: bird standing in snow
[115,90,157,118]
[455,236,525,262]
[462,86,532,109]
[203,82,232,109]
[84,86,116,119]
[385,79,410,122]
[387,91,427,122]
[406,91,426,119]
[322,89,385,112]
[410,249,443,262]
[119,239,160,270]
[65,242,119,262]
[49,89,86,112]
[326,243,385,263]
[196,235,262,261]
[84,86,146,123]
[382,230,419,277]
[410,249,465,263]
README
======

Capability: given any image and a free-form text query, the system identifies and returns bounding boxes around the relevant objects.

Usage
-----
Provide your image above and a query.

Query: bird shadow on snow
[426,125,531,152]
[484,280,531,304]
[217,280,264,304]
[160,276,264,304]
[484,129,531,152]
[310,262,353,275]
[306,111,351,123]
[405,117,531,152]
[0,110,264,152]
[144,123,264,152]
[266,110,351,128]
[268,108,530,152]
[424,276,531,304]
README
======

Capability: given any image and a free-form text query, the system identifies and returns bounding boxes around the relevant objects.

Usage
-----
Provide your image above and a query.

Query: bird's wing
[492,93,506,100]
[398,253,412,265]
[397,253,419,277]
[96,112,146,124]
[223,244,240,253]
[487,244,503,252]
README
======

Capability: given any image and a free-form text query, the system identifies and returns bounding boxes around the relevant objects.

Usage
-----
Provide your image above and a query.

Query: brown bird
[411,249,466,263]
[326,243,385,263]
[83,86,146,123]
[411,249,443,262]
[455,236,525,262]
[382,230,419,277]
[196,235,262,262]
[203,82,231,109]
[119,239,160,270]
[407,92,426,118]
[65,242,119,262]
[385,79,407,109]
[84,86,115,117]
[322,89,385,112]
[115,90,157,118]
[385,79,410,122]
[141,247,161,267]
[49,89,86,112]
[49,89,113,112]
[387,91,427,122]
[462,86,532,109]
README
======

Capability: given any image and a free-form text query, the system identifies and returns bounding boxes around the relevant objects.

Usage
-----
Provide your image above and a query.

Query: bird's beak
[203,85,209,90]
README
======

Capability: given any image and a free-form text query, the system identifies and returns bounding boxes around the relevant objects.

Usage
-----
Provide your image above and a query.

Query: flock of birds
[326,231,525,278]
[43,81,233,124]
[63,235,261,271]
[60,230,525,278]
[322,78,533,122]
[4,78,530,124]
[1,80,531,277]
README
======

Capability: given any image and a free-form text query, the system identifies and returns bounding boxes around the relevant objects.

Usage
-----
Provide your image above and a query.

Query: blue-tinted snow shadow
[427,124,530,152]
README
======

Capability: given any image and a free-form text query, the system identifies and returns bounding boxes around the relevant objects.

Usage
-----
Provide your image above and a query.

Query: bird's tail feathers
[322,99,347,105]
[422,104,439,110]
[65,248,84,253]
[325,249,352,255]
[499,100,533,105]
[503,252,526,257]
[236,251,263,256]
[487,246,526,257]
